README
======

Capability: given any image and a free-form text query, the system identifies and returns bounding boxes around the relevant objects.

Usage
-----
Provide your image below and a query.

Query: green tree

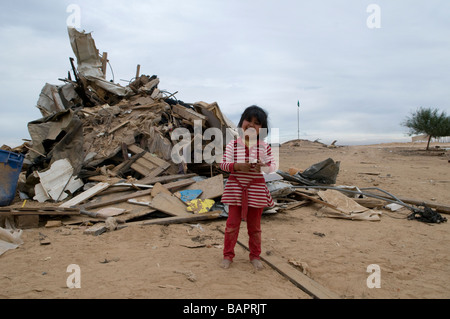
[402,107,450,150]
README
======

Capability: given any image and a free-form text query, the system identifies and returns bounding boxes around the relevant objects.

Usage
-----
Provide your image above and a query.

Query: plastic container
[0,149,24,206]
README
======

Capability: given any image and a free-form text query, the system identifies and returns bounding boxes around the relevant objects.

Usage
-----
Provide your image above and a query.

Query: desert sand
[1,140,449,300]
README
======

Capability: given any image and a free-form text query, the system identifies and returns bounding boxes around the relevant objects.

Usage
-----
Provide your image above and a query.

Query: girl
[219,105,276,270]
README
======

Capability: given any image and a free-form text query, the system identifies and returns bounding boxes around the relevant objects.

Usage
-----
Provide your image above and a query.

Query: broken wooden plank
[116,208,157,223]
[138,173,197,185]
[80,208,126,221]
[127,199,151,206]
[131,160,156,176]
[260,254,340,299]
[128,144,171,169]
[149,192,188,217]
[110,151,144,177]
[141,211,221,225]
[216,227,340,299]
[139,78,159,93]
[144,166,167,179]
[162,178,197,191]
[131,161,167,180]
[82,179,196,210]
[86,176,122,184]
[84,223,107,236]
[126,144,171,179]
[59,182,110,208]
[151,182,173,197]
[0,207,80,216]
[171,104,207,126]
[111,183,153,189]
[175,174,223,200]
[82,188,154,210]
[279,200,310,211]
[101,52,108,78]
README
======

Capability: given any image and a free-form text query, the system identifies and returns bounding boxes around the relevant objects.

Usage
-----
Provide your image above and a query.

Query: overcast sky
[1,0,449,147]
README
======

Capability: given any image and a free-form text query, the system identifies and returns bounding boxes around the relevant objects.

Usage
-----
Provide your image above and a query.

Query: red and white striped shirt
[220,138,276,209]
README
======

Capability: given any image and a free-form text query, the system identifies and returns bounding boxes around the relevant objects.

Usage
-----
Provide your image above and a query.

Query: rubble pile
[11,28,236,204]
[0,27,245,231]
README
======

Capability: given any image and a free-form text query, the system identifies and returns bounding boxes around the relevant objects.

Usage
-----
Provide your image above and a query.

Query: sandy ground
[1,141,449,300]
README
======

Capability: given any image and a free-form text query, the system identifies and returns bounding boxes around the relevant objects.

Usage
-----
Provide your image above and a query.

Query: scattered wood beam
[216,228,340,299]
[82,178,196,210]
[141,211,221,225]
[0,207,80,216]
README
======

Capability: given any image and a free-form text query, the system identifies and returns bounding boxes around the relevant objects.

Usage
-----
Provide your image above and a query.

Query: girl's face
[241,116,262,138]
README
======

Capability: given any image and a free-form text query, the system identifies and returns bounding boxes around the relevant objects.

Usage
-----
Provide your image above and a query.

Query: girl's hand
[234,163,254,172]
[234,161,268,173]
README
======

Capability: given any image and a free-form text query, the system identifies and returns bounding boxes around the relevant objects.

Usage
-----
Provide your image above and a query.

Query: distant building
[412,134,450,143]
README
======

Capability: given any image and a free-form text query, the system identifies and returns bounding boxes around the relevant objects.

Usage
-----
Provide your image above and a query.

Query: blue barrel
[0,149,24,206]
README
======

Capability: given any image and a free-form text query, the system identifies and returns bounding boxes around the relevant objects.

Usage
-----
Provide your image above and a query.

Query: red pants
[223,205,263,261]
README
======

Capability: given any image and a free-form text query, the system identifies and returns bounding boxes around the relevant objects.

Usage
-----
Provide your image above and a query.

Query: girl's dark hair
[238,105,269,137]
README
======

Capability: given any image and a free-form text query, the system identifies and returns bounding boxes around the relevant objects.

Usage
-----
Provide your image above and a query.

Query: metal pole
[297,100,300,140]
